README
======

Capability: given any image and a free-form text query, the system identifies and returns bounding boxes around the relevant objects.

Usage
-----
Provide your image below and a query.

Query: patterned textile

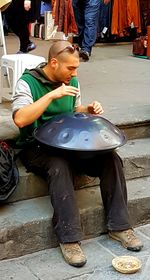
[53,0,78,36]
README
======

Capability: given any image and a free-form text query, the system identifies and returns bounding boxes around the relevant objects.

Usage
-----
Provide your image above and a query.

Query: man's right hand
[49,83,79,100]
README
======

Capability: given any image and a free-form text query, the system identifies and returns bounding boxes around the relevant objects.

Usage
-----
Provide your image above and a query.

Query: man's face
[53,54,80,84]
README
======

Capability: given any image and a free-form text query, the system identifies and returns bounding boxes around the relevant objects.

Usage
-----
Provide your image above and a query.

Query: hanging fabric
[111,0,141,37]
[97,0,111,38]
[52,0,78,36]
[127,0,141,33]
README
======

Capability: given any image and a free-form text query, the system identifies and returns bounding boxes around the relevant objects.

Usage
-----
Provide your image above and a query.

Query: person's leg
[81,0,100,54]
[5,3,35,53]
[20,144,86,267]
[76,151,143,251]
[96,151,143,251]
[72,0,85,48]
[97,151,131,231]
[20,144,83,243]
[74,151,131,230]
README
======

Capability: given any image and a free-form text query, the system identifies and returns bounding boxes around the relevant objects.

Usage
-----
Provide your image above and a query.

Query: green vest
[16,69,79,146]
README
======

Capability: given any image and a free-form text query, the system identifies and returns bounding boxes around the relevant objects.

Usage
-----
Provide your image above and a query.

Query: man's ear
[50,58,58,69]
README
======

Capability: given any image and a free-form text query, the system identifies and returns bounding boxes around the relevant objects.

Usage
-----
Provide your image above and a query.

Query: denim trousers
[72,0,100,53]
[20,143,131,243]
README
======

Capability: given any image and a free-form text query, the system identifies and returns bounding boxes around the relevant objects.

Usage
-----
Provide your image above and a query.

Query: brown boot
[109,229,143,252]
[60,242,87,267]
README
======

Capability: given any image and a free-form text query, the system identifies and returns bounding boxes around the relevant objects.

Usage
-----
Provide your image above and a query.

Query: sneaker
[16,50,26,54]
[27,42,36,52]
[109,229,143,252]
[79,50,90,61]
[60,242,87,267]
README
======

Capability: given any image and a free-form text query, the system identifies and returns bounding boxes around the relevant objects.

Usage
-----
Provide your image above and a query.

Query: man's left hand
[87,101,104,115]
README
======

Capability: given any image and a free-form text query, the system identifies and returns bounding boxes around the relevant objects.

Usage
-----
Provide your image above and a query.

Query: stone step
[118,137,150,180]
[0,176,150,260]
[118,120,150,140]
[6,137,150,204]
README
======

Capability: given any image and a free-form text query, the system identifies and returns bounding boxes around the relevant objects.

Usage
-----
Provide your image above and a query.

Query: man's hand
[87,101,104,115]
[103,0,110,5]
[24,0,31,11]
[50,83,79,100]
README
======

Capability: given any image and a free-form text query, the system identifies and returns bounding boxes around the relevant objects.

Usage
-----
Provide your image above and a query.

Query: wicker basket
[112,256,142,274]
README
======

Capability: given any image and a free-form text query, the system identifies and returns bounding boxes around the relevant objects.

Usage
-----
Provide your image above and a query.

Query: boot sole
[109,233,143,252]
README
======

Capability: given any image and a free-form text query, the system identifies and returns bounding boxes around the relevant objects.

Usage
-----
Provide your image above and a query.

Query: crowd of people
[2,0,111,60]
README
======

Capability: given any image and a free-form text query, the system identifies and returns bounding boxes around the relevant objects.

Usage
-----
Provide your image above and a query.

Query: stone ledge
[0,176,150,260]
[6,138,150,203]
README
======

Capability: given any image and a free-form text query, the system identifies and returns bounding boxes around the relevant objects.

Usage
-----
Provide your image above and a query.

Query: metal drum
[34,112,126,158]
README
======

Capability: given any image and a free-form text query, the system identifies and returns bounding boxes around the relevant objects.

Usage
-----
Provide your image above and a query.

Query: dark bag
[132,36,147,56]
[0,141,19,201]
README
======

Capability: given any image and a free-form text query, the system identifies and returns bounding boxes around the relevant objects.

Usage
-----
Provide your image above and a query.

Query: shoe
[79,50,90,61]
[60,242,87,267]
[27,42,36,52]
[16,51,26,54]
[109,229,143,252]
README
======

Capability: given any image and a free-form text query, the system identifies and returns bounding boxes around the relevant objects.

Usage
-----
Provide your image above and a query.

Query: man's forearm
[14,92,53,128]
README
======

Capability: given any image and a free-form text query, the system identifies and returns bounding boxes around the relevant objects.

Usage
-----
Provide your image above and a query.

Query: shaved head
[43,40,80,84]
[48,40,79,61]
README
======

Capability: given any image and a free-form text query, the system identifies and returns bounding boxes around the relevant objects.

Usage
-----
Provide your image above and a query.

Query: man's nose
[71,69,77,76]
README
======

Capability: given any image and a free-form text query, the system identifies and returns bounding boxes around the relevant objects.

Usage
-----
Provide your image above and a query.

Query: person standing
[4,0,41,53]
[72,0,111,61]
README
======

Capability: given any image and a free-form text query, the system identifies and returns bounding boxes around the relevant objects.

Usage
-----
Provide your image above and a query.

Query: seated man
[12,40,143,268]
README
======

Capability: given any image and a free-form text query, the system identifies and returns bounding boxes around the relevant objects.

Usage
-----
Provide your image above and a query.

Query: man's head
[44,40,80,85]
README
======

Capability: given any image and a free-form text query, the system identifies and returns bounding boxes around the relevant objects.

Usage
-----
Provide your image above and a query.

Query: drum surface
[34,113,126,152]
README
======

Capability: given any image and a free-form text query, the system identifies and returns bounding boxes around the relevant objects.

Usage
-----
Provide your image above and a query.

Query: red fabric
[53,0,78,36]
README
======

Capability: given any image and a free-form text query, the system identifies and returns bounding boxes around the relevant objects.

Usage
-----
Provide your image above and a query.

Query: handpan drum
[34,113,126,157]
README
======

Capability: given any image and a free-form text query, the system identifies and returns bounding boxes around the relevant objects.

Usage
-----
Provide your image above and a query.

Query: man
[12,40,143,268]
[4,0,41,53]
[72,0,111,61]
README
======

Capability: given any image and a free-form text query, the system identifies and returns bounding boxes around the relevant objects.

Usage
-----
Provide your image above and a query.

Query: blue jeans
[98,0,110,34]
[73,0,100,54]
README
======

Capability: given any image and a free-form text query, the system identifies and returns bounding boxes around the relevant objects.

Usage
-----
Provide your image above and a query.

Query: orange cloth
[147,26,150,57]
[127,0,141,33]
[53,0,78,36]
[111,0,141,37]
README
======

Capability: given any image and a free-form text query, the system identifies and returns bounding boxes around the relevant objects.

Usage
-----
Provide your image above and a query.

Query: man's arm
[13,83,79,128]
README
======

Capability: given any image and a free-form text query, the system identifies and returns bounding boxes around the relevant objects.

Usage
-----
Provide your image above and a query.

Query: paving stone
[0,229,150,280]
[0,261,37,280]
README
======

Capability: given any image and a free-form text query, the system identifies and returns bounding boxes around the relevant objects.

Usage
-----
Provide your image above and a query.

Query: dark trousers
[20,143,131,243]
[5,1,31,52]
